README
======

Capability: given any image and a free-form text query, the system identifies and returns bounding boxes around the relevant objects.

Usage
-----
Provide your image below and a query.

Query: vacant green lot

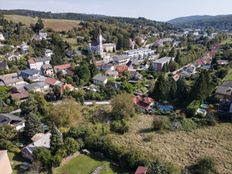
[54,154,122,174]
[224,68,232,81]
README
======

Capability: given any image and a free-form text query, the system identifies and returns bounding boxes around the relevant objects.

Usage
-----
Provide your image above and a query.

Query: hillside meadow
[4,14,80,31]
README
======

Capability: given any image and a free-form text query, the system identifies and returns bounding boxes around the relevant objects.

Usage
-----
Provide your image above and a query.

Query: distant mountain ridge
[0,9,174,31]
[168,15,232,30]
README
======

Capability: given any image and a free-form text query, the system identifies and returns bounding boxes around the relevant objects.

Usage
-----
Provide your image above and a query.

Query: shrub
[0,139,20,153]
[110,119,129,134]
[64,137,80,156]
[180,118,198,131]
[186,100,201,117]
[153,116,171,131]
[189,157,218,174]
[148,160,181,174]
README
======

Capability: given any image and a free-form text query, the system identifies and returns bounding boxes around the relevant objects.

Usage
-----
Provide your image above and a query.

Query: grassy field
[4,15,80,32]
[109,115,232,174]
[54,154,125,174]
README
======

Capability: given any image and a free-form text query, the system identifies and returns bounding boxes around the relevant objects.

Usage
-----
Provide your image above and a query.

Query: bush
[153,116,171,131]
[186,100,201,117]
[188,157,218,174]
[53,148,66,167]
[110,119,129,134]
[0,139,20,153]
[33,147,52,170]
[148,160,181,174]
[64,137,80,156]
[180,118,198,131]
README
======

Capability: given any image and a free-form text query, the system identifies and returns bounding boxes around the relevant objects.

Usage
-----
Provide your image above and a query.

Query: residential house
[20,42,29,53]
[21,69,40,80]
[105,69,119,79]
[21,132,51,161]
[180,65,197,78]
[44,49,53,58]
[217,60,229,66]
[11,91,29,102]
[44,77,63,87]
[0,73,25,87]
[115,65,128,75]
[32,32,47,41]
[25,82,50,93]
[6,52,21,61]
[28,57,51,70]
[65,49,75,58]
[133,96,154,112]
[54,63,71,74]
[0,150,12,174]
[215,81,232,100]
[135,166,147,174]
[152,57,175,71]
[92,74,108,86]
[41,64,54,77]
[0,113,25,131]
[61,83,75,95]
[113,55,130,64]
[0,61,9,70]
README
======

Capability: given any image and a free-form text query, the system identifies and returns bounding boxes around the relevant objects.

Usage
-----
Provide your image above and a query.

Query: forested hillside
[169,15,232,30]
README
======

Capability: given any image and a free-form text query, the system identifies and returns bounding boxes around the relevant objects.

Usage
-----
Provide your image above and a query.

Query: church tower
[98,29,104,56]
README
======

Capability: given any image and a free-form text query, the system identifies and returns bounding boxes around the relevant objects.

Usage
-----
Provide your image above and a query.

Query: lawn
[109,114,232,174]
[54,154,124,174]
[4,15,80,32]
[224,68,232,81]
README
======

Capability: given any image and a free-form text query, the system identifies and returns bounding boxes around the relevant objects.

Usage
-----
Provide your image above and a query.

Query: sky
[1,0,232,21]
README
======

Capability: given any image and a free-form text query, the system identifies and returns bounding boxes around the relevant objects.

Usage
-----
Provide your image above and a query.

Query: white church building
[89,31,116,57]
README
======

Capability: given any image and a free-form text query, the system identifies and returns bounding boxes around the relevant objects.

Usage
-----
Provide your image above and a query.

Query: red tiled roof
[45,77,58,86]
[54,64,71,71]
[28,58,36,64]
[135,166,147,174]
[11,91,29,100]
[115,65,128,73]
[133,96,154,110]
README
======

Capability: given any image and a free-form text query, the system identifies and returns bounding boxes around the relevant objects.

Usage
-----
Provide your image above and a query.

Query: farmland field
[4,15,80,31]
[109,114,232,174]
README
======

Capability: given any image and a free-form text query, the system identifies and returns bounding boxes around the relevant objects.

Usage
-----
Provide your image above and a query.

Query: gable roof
[133,96,154,110]
[54,64,71,71]
[0,113,25,126]
[0,150,12,174]
[93,74,108,82]
[135,166,147,174]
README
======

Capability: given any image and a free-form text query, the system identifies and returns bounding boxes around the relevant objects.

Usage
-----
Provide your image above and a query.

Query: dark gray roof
[25,82,48,91]
[216,81,232,96]
[0,61,8,69]
[21,69,40,76]
[93,74,108,82]
[0,113,25,126]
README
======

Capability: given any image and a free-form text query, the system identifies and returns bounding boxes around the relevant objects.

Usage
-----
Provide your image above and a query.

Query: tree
[191,71,209,100]
[47,99,82,127]
[168,77,177,100]
[148,160,180,174]
[20,95,37,115]
[175,50,181,65]
[176,78,189,105]
[33,147,52,170]
[111,93,135,120]
[33,18,44,33]
[24,113,44,139]
[169,47,176,57]
[76,62,91,85]
[151,75,168,101]
[0,125,17,140]
[50,123,63,153]
[64,138,80,156]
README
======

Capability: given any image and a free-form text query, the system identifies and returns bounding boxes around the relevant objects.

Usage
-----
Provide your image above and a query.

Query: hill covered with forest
[169,15,232,30]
